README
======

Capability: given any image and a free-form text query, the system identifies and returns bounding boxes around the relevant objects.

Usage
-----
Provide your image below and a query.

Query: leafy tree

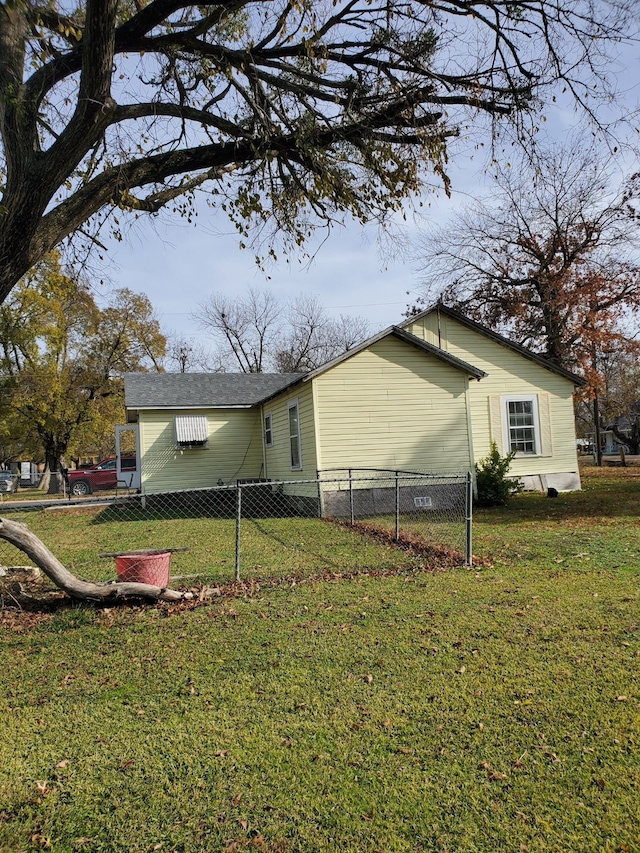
[0,254,166,490]
[0,1,635,305]
[197,288,369,372]
[412,145,640,378]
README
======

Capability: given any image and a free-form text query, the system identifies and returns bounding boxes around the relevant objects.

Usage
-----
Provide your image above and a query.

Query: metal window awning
[175,415,209,443]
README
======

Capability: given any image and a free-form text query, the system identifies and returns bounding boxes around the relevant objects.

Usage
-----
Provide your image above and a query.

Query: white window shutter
[175,415,209,445]
[538,394,553,456]
[489,395,504,454]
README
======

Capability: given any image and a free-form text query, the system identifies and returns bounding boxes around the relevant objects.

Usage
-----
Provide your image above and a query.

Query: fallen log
[0,517,191,603]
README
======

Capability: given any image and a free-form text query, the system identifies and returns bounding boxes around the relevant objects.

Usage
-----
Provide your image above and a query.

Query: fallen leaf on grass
[55,759,70,769]
[396,746,413,755]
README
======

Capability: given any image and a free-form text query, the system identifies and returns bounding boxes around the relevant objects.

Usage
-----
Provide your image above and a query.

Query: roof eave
[400,304,586,387]
[127,403,256,411]
[255,375,307,407]
[390,325,487,379]
[300,324,487,382]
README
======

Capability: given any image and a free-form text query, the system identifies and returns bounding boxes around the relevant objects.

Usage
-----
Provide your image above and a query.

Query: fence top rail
[318,467,470,478]
[126,473,470,499]
[240,474,469,488]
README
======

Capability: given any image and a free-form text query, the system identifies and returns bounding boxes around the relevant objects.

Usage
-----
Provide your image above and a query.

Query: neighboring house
[595,412,639,456]
[124,306,584,497]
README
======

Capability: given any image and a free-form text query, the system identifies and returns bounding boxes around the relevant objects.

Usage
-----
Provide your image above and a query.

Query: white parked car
[0,472,19,493]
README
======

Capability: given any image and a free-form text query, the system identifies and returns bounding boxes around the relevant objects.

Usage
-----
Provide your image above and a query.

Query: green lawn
[0,495,466,586]
[0,467,638,852]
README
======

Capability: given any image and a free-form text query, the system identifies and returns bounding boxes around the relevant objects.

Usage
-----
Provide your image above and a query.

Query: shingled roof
[124,372,304,410]
[125,325,489,415]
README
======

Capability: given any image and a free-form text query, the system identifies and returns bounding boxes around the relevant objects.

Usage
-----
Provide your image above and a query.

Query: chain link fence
[0,470,472,593]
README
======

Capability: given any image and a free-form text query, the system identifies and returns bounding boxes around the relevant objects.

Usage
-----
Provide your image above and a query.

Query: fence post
[349,469,354,526]
[395,472,400,541]
[465,471,473,566]
[235,483,242,581]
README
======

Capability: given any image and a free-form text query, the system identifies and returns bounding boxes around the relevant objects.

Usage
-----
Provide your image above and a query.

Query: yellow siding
[313,336,472,473]
[262,383,318,497]
[138,408,263,494]
[405,315,579,478]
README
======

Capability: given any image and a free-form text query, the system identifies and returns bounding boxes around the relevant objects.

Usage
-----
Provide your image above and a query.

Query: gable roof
[400,304,586,386]
[124,326,487,414]
[303,324,487,382]
[255,325,486,408]
[124,372,304,411]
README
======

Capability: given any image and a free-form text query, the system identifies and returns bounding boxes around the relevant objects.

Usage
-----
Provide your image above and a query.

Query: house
[400,305,585,491]
[123,305,584,498]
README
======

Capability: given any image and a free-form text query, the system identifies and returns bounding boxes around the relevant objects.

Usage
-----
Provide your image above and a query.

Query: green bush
[474,441,523,506]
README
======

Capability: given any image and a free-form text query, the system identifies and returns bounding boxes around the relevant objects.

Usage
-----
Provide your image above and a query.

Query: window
[174,415,209,448]
[264,412,273,447]
[288,401,302,469]
[505,396,539,455]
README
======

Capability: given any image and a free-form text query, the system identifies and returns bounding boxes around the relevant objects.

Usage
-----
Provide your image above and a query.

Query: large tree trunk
[40,445,68,493]
[0,516,190,603]
[612,423,640,455]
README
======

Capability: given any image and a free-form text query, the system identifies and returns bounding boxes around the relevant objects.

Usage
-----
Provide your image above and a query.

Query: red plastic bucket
[115,550,171,586]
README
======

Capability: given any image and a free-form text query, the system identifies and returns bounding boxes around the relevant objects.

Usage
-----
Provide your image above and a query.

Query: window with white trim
[174,415,209,448]
[264,412,273,447]
[504,396,540,455]
[288,400,302,469]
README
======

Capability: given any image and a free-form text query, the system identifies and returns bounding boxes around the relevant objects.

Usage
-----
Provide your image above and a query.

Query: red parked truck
[66,456,137,496]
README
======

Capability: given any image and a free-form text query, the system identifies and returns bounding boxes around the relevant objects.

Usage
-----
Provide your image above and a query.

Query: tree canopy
[0,253,165,484]
[0,1,634,305]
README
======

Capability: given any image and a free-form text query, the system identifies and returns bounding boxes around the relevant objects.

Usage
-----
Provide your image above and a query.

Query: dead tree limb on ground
[0,517,190,603]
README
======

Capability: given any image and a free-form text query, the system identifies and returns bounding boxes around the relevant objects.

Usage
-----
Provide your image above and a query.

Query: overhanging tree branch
[1,1,637,305]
